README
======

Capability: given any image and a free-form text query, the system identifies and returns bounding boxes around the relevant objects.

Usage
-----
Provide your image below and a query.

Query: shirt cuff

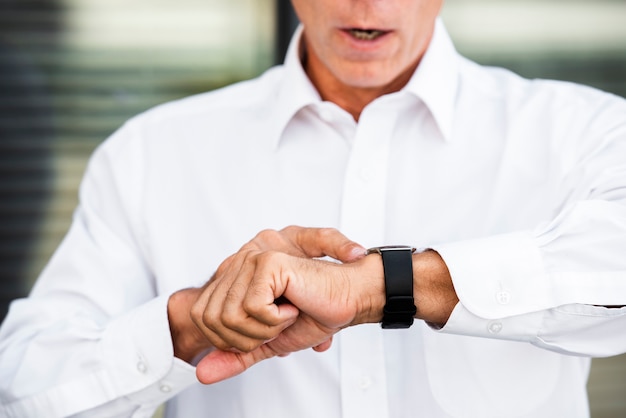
[101,295,197,403]
[431,231,548,319]
[435,302,544,343]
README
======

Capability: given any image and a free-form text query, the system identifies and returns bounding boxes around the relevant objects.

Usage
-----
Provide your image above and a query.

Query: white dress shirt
[1,20,626,418]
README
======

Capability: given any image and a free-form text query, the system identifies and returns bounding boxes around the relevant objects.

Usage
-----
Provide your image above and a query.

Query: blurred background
[0,0,624,416]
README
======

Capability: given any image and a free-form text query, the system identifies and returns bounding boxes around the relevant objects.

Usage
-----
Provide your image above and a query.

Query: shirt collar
[271,25,322,148]
[402,18,459,142]
[271,18,460,146]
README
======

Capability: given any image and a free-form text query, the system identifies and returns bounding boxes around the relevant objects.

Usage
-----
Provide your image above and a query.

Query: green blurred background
[1,1,624,416]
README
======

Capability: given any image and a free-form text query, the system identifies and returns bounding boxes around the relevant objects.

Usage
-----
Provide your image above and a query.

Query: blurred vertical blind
[0,0,275,322]
[0,0,59,321]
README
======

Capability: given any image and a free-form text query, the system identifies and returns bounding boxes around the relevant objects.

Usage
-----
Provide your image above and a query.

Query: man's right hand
[192,247,388,384]
[166,226,366,377]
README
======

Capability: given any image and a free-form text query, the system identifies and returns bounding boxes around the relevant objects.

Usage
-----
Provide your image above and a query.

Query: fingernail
[349,245,367,260]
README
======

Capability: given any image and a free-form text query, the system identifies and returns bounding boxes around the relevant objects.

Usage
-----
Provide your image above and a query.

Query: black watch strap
[366,246,417,329]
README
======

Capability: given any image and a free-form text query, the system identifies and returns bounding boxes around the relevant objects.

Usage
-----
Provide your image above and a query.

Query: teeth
[349,29,384,41]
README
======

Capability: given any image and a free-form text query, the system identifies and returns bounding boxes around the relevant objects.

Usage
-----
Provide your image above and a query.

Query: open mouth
[347,28,387,41]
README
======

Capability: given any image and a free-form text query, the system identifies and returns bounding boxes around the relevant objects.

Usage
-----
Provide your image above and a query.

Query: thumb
[195,346,277,385]
[283,226,366,263]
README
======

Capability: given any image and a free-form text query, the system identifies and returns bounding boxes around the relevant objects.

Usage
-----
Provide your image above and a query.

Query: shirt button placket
[339,105,397,245]
[338,104,397,418]
[358,376,373,390]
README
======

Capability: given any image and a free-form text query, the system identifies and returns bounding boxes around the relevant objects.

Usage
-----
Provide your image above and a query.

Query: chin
[333,61,401,90]
[337,71,395,90]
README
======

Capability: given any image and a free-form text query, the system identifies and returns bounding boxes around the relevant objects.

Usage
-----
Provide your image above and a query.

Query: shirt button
[358,376,372,390]
[160,384,172,393]
[488,321,503,334]
[496,291,511,305]
[136,362,147,374]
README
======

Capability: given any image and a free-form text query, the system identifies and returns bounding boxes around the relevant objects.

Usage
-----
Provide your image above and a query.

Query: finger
[241,251,300,326]
[312,336,333,352]
[244,229,293,255]
[201,252,298,352]
[220,253,294,333]
[282,226,365,263]
[220,297,299,347]
[196,345,278,385]
[265,313,338,354]
[220,255,299,343]
[204,255,268,350]
[191,250,256,351]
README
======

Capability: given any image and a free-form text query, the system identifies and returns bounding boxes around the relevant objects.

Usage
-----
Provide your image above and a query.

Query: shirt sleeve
[431,94,626,357]
[0,121,198,417]
[433,226,626,357]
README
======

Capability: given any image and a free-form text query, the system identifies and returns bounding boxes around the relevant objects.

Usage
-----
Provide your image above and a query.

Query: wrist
[347,248,458,328]
[167,288,210,363]
[347,254,386,326]
[412,250,458,326]
[366,246,417,328]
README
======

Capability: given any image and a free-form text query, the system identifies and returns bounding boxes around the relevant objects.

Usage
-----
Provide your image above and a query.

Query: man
[1,0,626,417]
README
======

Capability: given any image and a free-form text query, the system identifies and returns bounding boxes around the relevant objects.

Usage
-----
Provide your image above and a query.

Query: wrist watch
[366,245,417,329]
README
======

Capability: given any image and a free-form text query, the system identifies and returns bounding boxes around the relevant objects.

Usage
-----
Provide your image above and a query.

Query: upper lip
[343,26,390,32]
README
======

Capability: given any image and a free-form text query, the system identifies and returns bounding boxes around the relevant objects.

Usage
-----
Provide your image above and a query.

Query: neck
[303,49,419,122]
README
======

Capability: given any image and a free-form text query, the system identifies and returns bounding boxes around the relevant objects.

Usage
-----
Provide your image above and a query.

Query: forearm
[412,250,458,325]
